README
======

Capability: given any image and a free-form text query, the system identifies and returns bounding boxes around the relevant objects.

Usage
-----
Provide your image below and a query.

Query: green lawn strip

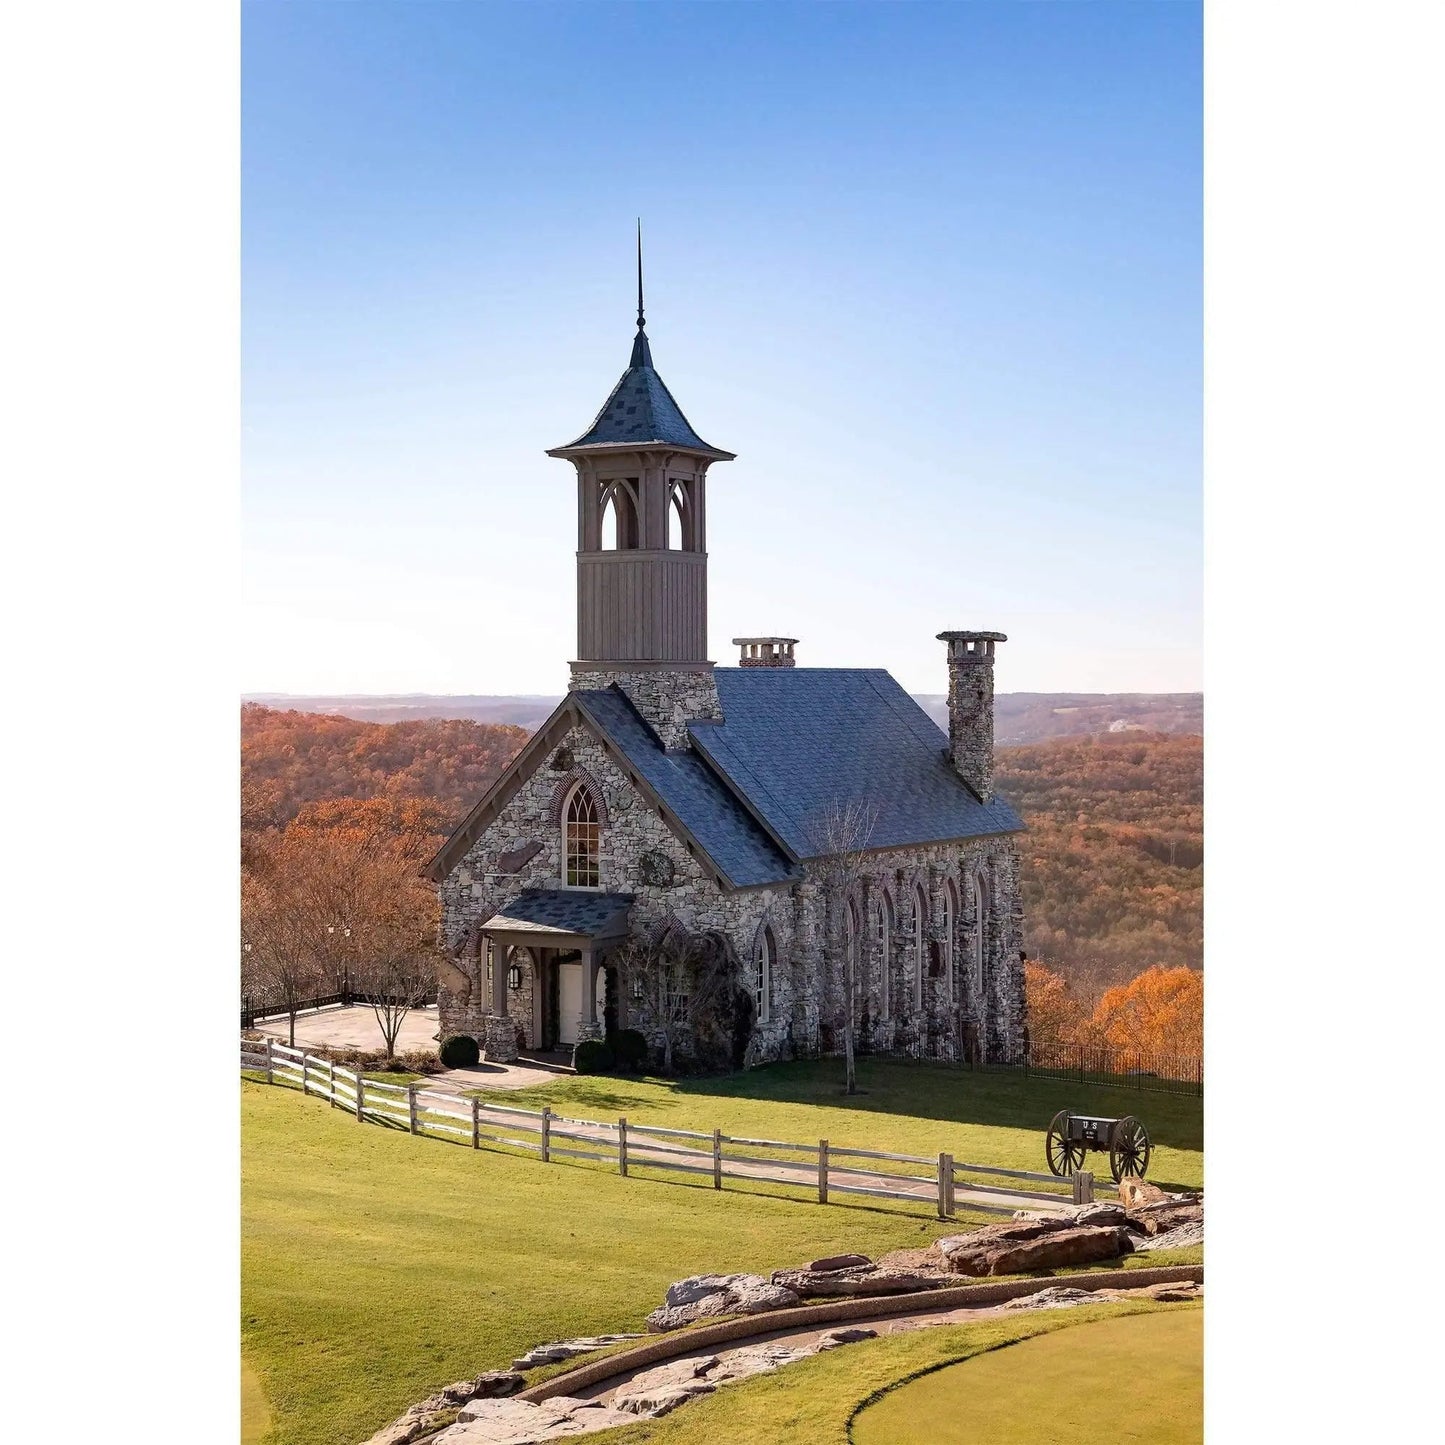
[243,1082,979,1445]
[242,1355,273,1445]
[585,1300,1199,1444]
[853,1304,1201,1445]
[470,1057,1202,1192]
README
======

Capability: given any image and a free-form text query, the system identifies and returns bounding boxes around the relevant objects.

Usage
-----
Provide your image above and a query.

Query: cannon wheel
[1045,1110,1087,1176]
[1109,1116,1151,1182]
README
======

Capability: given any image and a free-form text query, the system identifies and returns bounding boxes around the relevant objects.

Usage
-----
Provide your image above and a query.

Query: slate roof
[573,688,796,890]
[483,888,633,939]
[552,328,732,457]
[689,669,1025,859]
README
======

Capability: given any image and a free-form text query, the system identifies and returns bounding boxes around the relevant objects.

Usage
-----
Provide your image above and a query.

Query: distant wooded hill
[244,690,1203,742]
[241,704,1200,1001]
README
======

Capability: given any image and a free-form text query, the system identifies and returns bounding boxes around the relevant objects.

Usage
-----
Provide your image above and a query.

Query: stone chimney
[936,631,1006,801]
[733,637,797,668]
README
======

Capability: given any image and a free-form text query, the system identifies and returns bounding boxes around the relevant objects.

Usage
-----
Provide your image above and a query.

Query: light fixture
[507,963,523,990]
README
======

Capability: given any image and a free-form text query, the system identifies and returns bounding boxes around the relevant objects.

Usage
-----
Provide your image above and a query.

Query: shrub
[572,1038,615,1075]
[609,1029,648,1073]
[438,1034,481,1069]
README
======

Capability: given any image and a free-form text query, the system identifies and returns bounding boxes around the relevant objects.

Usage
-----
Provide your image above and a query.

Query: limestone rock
[940,1223,1133,1276]
[816,1326,878,1348]
[807,1252,871,1272]
[1124,1199,1203,1237]
[614,1384,715,1418]
[1117,1178,1171,1207]
[1133,1219,1204,1252]
[664,1273,757,1309]
[444,1394,636,1441]
[647,1275,799,1331]
[1002,1286,1098,1312]
[360,1374,525,1445]
[769,1265,944,1299]
[511,1335,642,1370]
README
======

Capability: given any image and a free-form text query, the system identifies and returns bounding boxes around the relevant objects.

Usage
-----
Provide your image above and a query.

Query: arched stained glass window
[913,882,928,1010]
[564,782,601,888]
[753,924,775,1024]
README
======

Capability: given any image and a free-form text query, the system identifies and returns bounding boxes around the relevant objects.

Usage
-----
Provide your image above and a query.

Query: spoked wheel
[1045,1110,1087,1176]
[1109,1116,1151,1182]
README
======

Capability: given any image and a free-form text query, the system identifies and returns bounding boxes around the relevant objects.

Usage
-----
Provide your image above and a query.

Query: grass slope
[593,1302,1200,1444]
[243,1062,1202,1445]
[475,1057,1203,1191]
[853,1306,1201,1445]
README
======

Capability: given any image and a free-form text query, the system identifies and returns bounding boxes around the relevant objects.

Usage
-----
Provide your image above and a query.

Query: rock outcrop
[769,1264,945,1299]
[510,1335,643,1371]
[361,1373,524,1445]
[645,1274,801,1332]
[936,1219,1135,1276]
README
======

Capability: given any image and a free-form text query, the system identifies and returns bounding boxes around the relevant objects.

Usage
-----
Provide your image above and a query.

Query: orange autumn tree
[1022,959,1095,1052]
[1090,964,1202,1062]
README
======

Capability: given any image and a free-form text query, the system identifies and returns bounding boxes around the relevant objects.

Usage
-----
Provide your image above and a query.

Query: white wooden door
[557,963,582,1045]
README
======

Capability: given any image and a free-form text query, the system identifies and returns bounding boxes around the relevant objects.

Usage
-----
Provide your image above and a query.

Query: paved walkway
[255,1004,442,1053]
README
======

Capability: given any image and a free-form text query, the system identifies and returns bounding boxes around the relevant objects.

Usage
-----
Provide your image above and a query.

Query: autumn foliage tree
[1091,964,1202,1061]
[241,795,444,1055]
[1024,957,1201,1062]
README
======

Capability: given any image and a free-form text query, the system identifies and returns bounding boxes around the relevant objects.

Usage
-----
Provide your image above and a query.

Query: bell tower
[547,233,735,745]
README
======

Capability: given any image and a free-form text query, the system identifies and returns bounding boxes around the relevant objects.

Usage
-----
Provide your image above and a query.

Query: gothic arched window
[912,881,928,1010]
[944,878,958,1005]
[666,480,695,551]
[875,890,894,1019]
[600,480,640,551]
[969,870,988,1014]
[753,924,775,1024]
[563,781,601,888]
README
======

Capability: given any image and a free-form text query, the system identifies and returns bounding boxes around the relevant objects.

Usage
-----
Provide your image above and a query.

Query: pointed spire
[630,219,652,368]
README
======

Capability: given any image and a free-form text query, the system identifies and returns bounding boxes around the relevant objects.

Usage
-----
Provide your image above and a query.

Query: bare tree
[613,922,733,1074]
[241,869,325,1048]
[805,798,879,1095]
[349,882,438,1059]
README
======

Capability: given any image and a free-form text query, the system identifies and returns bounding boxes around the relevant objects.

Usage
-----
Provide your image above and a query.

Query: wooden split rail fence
[241,1037,1091,1219]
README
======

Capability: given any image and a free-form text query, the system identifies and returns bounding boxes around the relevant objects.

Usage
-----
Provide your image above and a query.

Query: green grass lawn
[591,1301,1200,1445]
[853,1306,1201,1445]
[243,1061,1201,1445]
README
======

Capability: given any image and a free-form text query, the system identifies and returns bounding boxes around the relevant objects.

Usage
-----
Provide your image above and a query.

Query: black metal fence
[1013,1040,1203,1097]
[241,989,438,1031]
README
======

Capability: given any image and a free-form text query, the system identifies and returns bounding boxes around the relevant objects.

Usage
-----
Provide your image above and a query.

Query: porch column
[577,944,603,1043]
[491,942,510,1017]
[481,939,518,1063]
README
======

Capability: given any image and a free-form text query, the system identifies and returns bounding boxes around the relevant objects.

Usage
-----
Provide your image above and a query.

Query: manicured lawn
[476,1057,1203,1192]
[852,1306,1202,1445]
[242,1061,1201,1445]
[245,1081,975,1445]
[242,1357,273,1445]
[591,1301,1200,1444]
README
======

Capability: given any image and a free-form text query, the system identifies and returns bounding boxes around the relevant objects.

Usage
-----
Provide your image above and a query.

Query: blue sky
[243,0,1200,697]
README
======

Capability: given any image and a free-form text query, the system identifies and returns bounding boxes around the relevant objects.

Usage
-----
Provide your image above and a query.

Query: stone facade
[569,665,723,750]
[436,713,1025,1069]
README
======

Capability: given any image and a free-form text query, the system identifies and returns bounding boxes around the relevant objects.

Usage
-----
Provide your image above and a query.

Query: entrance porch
[476,889,632,1061]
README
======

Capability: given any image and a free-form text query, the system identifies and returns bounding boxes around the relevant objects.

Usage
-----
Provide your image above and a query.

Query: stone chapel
[427,261,1027,1069]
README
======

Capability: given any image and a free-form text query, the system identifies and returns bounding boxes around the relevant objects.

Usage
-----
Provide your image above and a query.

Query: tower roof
[548,230,734,461]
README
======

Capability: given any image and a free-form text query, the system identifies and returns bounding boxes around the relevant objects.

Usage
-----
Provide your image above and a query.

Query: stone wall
[568,666,723,749]
[438,718,795,1059]
[436,725,1025,1069]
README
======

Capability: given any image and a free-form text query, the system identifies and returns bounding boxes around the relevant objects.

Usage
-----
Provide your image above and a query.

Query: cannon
[1045,1109,1151,1183]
